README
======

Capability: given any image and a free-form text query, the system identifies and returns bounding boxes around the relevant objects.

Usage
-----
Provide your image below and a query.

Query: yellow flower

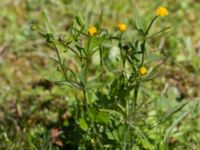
[139,66,147,76]
[118,23,127,32]
[88,26,97,36]
[156,6,168,17]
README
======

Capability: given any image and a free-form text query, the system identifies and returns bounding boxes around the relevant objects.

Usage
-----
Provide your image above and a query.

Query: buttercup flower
[139,66,147,76]
[88,26,97,36]
[156,6,168,17]
[118,23,127,32]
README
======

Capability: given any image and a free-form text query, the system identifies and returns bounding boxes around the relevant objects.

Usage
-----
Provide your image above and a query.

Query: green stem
[119,33,125,67]
[99,45,103,81]
[126,76,141,148]
[133,77,141,111]
[99,46,103,68]
[123,75,141,149]
[81,37,92,111]
[54,43,67,80]
[140,40,146,66]
[133,77,141,144]
[66,44,80,58]
[145,16,158,35]
[81,60,88,111]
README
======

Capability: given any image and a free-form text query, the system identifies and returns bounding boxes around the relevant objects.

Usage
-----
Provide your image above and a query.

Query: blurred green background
[0,0,200,149]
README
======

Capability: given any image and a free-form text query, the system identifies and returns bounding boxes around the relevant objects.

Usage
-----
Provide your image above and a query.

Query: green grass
[0,0,200,149]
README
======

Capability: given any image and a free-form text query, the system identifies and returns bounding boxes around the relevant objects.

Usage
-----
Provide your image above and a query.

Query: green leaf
[99,109,123,119]
[141,138,154,150]
[147,26,171,40]
[53,80,81,90]
[88,108,97,121]
[135,127,154,150]
[75,14,85,28]
[41,10,54,34]
[88,35,106,52]
[106,131,115,140]
[79,118,88,131]
[106,129,119,141]
[164,111,190,148]
[134,5,143,31]
[144,53,164,64]
[154,101,188,127]
[96,111,110,125]
[85,80,105,90]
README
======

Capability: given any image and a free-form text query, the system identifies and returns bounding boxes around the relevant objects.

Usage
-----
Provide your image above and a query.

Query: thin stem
[140,40,146,66]
[119,33,125,67]
[81,37,92,111]
[145,16,158,35]
[83,87,88,111]
[54,43,67,80]
[99,46,103,68]
[66,44,80,58]
[99,45,103,81]
[133,77,141,111]
[73,27,88,37]
[123,74,141,149]
[81,58,88,111]
[126,76,141,148]
[141,50,145,67]
[146,26,171,40]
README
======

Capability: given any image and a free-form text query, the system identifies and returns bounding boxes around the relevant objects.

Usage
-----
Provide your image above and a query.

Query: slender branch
[66,44,80,58]
[54,43,68,80]
[145,16,158,35]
